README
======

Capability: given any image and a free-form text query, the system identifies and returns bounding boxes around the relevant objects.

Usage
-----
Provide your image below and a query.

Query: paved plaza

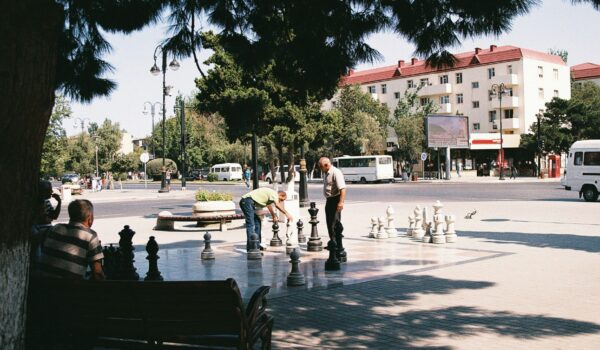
[79,180,600,349]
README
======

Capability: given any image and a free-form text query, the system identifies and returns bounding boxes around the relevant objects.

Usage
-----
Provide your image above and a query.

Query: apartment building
[325,45,571,169]
[571,63,600,86]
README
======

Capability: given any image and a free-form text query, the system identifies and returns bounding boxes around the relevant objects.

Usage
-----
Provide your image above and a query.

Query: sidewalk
[90,194,600,349]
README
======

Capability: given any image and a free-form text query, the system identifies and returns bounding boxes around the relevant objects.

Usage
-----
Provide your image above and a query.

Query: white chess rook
[445,214,458,243]
[432,213,446,244]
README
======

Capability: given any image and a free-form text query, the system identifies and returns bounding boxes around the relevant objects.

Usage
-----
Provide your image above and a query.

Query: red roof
[342,45,566,85]
[571,62,600,80]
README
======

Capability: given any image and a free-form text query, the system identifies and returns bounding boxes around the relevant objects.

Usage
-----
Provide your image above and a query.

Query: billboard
[426,115,469,148]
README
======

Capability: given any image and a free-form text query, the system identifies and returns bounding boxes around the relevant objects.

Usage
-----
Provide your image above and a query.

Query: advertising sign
[426,115,469,148]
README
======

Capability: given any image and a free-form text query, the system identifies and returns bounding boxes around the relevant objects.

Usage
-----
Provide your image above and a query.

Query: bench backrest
[28,277,248,343]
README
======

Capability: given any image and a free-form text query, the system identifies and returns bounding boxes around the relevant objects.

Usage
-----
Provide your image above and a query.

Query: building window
[440,95,450,104]
[473,123,480,130]
[488,67,495,79]
[507,65,513,74]
[472,81,479,88]
[368,85,376,94]
[538,66,544,78]
[554,89,559,98]
[381,84,387,94]
[456,73,463,84]
[538,88,544,98]
[394,92,400,99]
[553,68,559,79]
[489,111,497,122]
[504,109,514,119]
[420,97,429,106]
[506,87,513,96]
[472,101,480,108]
[439,75,448,84]
[407,80,414,89]
[420,78,429,87]
[456,93,464,104]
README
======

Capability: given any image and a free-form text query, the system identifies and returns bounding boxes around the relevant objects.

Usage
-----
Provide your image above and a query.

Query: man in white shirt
[318,157,346,241]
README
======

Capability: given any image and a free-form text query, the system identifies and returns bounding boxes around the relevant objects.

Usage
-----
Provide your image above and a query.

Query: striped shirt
[39,223,104,279]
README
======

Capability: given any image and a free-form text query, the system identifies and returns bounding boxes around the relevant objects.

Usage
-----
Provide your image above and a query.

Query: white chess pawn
[385,205,398,238]
[422,222,432,243]
[407,215,415,237]
[445,214,458,243]
[413,206,425,239]
[376,216,387,239]
[432,213,446,244]
[369,217,378,238]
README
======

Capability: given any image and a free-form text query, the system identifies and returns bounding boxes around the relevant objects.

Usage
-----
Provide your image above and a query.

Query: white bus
[561,140,600,202]
[210,163,243,181]
[333,155,394,183]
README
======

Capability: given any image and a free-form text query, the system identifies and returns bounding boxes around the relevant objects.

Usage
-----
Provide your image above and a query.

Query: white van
[561,140,600,202]
[265,165,301,184]
[210,163,243,181]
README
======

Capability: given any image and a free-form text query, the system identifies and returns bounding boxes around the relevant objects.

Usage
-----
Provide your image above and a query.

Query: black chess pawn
[307,202,323,252]
[247,233,262,260]
[102,244,116,279]
[201,232,215,260]
[334,220,347,263]
[297,219,306,243]
[324,240,341,271]
[144,236,163,281]
[117,225,139,280]
[270,221,282,247]
[287,248,305,286]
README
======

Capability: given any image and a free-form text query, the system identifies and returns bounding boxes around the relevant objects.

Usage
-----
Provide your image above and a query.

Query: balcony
[490,74,519,86]
[491,96,519,109]
[436,103,453,114]
[501,117,520,130]
[417,83,452,97]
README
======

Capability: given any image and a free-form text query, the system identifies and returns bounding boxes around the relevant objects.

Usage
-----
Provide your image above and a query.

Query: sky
[70,0,600,138]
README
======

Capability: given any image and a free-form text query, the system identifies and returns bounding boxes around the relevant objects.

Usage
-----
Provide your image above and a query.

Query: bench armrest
[246,286,270,327]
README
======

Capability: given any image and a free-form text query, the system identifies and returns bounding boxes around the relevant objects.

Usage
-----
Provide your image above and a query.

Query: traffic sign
[140,152,150,163]
[420,152,428,161]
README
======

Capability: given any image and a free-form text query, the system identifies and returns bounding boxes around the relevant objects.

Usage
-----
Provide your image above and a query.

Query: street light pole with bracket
[489,83,507,180]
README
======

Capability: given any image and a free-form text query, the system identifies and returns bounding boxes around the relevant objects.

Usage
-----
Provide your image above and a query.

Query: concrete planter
[192,201,236,218]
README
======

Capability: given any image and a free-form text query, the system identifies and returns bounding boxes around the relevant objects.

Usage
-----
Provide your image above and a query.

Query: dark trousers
[325,195,341,241]
[240,197,262,250]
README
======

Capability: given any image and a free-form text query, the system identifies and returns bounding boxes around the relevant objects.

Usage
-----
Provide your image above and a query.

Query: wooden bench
[27,277,273,350]
[155,213,246,232]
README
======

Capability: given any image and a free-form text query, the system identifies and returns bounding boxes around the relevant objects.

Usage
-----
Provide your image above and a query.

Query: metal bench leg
[220,219,227,232]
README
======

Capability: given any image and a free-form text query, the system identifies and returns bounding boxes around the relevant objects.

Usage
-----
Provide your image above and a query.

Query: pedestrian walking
[166,169,171,190]
[510,164,518,179]
[318,157,347,241]
[244,166,251,188]
[457,161,462,178]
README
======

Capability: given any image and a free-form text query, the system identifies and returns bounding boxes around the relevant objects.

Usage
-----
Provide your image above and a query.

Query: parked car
[61,173,79,184]
[265,165,301,184]
[185,168,210,181]
[209,163,243,181]
[561,140,600,202]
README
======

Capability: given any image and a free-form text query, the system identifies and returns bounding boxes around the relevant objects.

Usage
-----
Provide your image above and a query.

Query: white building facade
[326,45,571,172]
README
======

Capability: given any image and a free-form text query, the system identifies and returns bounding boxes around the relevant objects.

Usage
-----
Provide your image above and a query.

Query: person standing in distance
[239,188,293,251]
[318,157,347,241]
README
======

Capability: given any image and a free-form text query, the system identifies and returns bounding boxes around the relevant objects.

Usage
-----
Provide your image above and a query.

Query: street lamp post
[490,83,507,180]
[150,45,180,193]
[143,101,162,158]
[174,99,189,191]
[73,117,91,137]
[536,113,542,178]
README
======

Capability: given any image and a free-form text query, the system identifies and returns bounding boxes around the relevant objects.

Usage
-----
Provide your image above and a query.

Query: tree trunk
[0,2,62,349]
[286,142,296,183]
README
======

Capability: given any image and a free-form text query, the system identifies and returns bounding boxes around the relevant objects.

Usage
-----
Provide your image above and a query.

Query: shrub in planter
[195,189,233,202]
[146,158,178,181]
[206,173,218,182]
[193,189,235,218]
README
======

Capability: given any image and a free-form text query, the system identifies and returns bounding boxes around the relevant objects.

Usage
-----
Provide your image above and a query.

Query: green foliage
[64,135,95,176]
[92,119,123,172]
[391,88,438,162]
[146,158,178,180]
[111,151,141,174]
[548,48,568,63]
[206,173,218,182]
[195,189,233,201]
[40,95,71,178]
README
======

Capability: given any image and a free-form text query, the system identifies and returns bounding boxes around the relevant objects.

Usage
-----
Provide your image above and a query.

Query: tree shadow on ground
[268,274,600,349]
[457,230,600,253]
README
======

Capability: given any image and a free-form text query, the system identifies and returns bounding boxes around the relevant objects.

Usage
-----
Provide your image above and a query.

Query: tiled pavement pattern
[99,197,600,349]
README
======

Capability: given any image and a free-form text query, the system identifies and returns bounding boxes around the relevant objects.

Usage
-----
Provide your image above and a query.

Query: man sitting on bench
[240,188,293,251]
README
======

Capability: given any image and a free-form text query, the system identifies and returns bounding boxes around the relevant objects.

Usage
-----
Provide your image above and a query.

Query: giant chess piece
[116,225,139,280]
[422,222,433,243]
[369,217,378,238]
[432,213,446,244]
[102,243,117,279]
[144,236,163,281]
[412,206,425,240]
[297,219,306,243]
[247,233,262,260]
[324,240,341,271]
[270,221,283,247]
[285,222,294,255]
[287,248,305,286]
[433,200,444,216]
[385,205,398,238]
[334,220,347,263]
[201,232,215,260]
[307,202,323,252]
[445,214,458,243]
[422,207,430,233]
[407,215,415,237]
[376,216,387,239]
